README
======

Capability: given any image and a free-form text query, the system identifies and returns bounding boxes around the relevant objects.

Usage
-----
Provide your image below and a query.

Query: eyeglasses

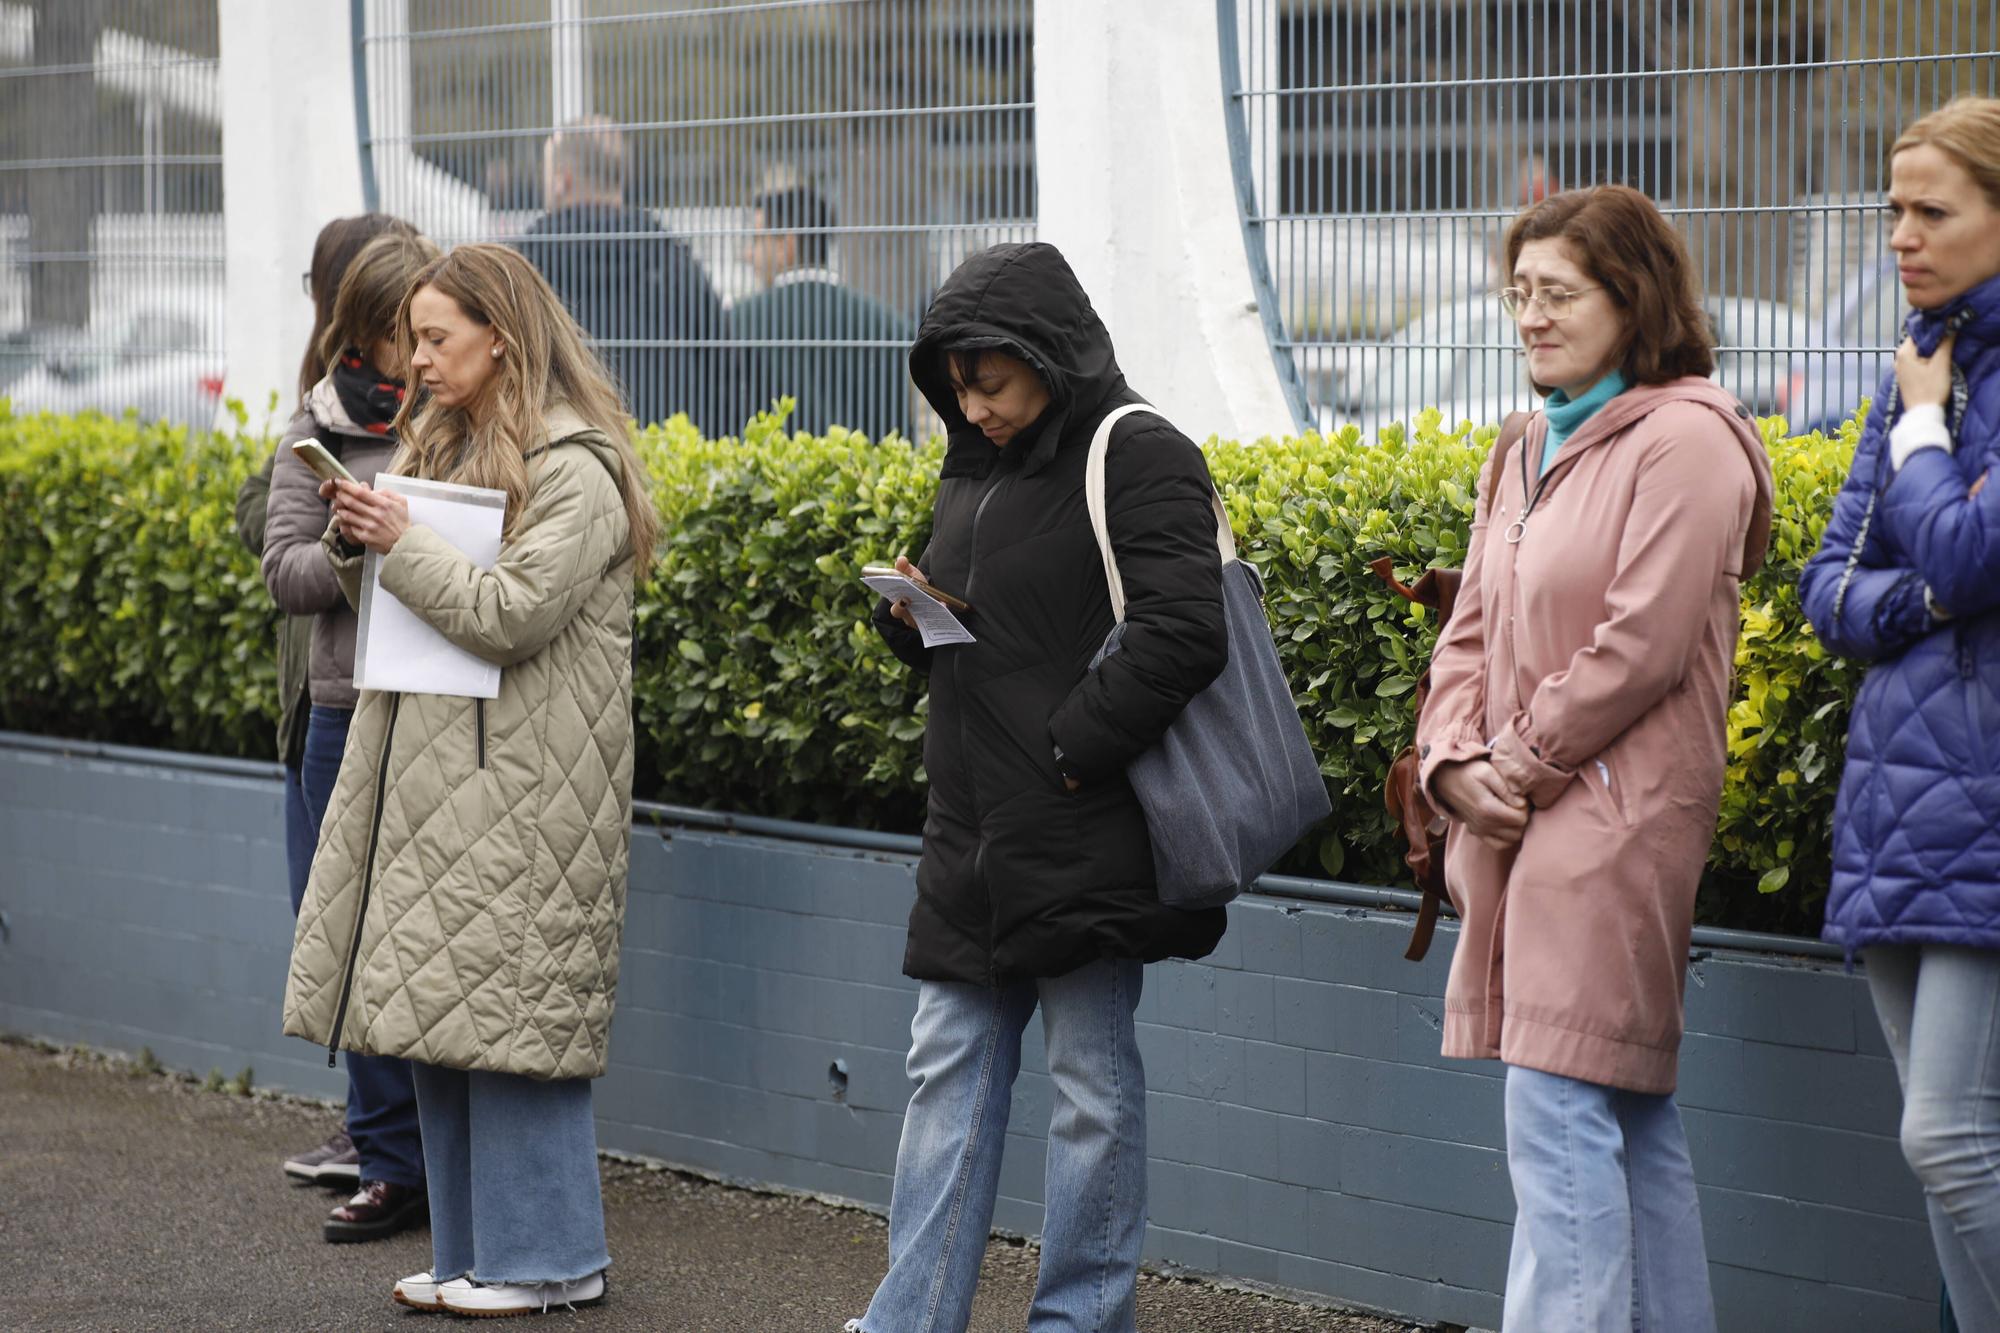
[1497,286,1600,320]
[300,271,314,298]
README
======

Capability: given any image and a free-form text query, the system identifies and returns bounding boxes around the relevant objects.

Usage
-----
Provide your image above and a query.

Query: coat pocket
[1589,751,1631,829]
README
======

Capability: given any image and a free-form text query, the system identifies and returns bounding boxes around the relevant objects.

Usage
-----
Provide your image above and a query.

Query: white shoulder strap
[1084,403,1239,624]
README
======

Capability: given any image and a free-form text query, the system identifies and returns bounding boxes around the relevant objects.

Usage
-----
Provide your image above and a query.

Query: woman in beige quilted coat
[282,242,658,1318]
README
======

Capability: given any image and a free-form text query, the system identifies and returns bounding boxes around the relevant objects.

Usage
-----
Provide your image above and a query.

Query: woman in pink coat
[1416,185,1774,1331]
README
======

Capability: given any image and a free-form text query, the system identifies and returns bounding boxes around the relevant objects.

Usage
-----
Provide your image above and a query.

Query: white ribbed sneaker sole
[437,1272,607,1318]
[392,1271,444,1310]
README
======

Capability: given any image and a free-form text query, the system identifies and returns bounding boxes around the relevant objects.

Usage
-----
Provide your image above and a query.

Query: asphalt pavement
[0,1039,1426,1333]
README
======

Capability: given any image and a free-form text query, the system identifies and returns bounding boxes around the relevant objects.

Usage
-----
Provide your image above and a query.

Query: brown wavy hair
[1503,184,1713,392]
[387,243,659,569]
[317,230,441,376]
[299,213,420,401]
[1893,95,2000,208]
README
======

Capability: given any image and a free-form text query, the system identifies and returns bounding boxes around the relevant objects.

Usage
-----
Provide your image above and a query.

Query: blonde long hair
[388,242,659,568]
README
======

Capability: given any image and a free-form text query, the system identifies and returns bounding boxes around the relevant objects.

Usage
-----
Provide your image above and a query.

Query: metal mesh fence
[1222,0,2000,438]
[356,0,1036,439]
[0,0,223,429]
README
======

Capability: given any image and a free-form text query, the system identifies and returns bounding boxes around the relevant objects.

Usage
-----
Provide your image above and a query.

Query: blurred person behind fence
[733,183,913,438]
[1799,95,2000,1329]
[1417,185,1773,1331]
[232,211,421,1215]
[283,242,657,1318]
[846,242,1230,1333]
[517,114,732,434]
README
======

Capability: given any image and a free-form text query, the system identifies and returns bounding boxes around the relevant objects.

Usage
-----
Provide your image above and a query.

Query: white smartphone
[291,438,356,485]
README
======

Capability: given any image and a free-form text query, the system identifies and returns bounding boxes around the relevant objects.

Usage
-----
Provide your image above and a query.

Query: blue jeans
[1502,1065,1716,1333]
[303,705,424,1190]
[854,958,1147,1333]
[282,760,312,916]
[411,1061,611,1284]
[1866,945,2000,1330]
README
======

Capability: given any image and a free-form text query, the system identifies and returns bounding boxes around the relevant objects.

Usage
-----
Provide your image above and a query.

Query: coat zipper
[327,693,401,1067]
[957,470,1007,981]
[475,698,487,768]
[974,839,998,987]
[962,472,1009,604]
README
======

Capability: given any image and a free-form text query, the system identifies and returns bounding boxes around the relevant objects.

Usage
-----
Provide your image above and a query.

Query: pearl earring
[491,346,502,359]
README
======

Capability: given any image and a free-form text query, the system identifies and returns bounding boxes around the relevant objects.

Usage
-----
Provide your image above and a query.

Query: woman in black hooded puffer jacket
[847,242,1229,1333]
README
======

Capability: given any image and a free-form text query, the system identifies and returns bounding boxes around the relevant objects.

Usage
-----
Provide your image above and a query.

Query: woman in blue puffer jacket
[1801,95,2000,1328]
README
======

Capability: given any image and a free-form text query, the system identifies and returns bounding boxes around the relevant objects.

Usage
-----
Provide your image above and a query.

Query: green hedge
[0,400,1863,935]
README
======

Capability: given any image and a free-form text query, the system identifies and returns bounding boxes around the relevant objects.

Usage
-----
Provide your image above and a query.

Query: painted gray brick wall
[0,737,1939,1330]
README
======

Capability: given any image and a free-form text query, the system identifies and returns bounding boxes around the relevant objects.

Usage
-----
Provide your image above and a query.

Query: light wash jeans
[411,1062,611,1285]
[1502,1065,1716,1332]
[851,958,1147,1333]
[1865,945,2000,1331]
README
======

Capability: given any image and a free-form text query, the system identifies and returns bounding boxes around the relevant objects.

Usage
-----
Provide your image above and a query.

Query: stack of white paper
[860,570,976,648]
[353,475,507,699]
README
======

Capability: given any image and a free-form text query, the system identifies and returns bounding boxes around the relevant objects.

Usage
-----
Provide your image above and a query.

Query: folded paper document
[354,475,506,699]
[861,570,976,649]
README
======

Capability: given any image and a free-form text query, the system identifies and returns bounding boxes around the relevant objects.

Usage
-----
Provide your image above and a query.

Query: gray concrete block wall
[0,737,1941,1330]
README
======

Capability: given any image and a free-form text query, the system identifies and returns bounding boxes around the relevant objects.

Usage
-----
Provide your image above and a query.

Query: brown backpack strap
[1483,411,1531,520]
[1393,411,1531,965]
[1406,880,1443,962]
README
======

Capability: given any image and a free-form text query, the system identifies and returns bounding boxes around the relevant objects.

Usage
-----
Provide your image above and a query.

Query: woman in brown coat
[1416,185,1773,1330]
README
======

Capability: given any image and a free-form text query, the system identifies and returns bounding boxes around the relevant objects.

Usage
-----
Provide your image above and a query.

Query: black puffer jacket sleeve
[869,542,936,674]
[1047,424,1226,780]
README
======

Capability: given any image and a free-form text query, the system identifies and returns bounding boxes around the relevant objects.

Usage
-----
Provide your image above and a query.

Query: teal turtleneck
[1541,369,1630,474]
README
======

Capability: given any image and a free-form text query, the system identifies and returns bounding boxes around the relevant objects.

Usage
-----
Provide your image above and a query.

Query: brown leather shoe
[323,1179,427,1243]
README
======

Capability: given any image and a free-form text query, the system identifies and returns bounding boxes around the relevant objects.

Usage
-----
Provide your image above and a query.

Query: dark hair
[942,345,1042,391]
[300,213,420,400]
[1503,184,1714,390]
[752,186,834,267]
[317,230,442,377]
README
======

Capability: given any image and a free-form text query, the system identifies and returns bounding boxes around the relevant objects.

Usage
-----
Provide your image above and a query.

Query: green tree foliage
[0,399,1867,935]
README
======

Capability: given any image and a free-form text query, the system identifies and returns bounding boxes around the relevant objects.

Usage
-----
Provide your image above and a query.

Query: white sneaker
[392,1271,444,1310]
[437,1272,607,1317]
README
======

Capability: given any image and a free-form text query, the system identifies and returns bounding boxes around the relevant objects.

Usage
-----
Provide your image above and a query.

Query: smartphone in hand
[292,438,356,485]
[861,564,971,612]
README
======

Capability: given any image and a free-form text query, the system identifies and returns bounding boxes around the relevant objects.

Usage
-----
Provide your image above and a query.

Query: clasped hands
[320,478,410,556]
[1431,758,1529,849]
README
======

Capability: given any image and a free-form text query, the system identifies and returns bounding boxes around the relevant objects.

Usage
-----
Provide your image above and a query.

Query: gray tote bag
[1085,404,1332,909]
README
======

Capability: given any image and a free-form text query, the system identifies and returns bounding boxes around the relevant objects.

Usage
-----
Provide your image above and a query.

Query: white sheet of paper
[862,573,976,648]
[353,475,507,699]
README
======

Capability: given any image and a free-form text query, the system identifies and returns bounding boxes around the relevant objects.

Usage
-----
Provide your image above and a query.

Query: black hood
[910,242,1132,478]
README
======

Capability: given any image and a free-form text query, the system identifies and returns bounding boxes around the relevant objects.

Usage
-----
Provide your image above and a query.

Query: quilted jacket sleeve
[869,541,936,675]
[262,412,349,617]
[1046,423,1227,782]
[376,450,626,669]
[1799,408,1936,660]
[1416,441,1506,810]
[321,519,365,610]
[1876,408,2000,618]
[1488,406,1756,807]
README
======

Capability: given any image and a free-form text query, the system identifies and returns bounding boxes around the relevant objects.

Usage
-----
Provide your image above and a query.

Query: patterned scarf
[329,348,405,438]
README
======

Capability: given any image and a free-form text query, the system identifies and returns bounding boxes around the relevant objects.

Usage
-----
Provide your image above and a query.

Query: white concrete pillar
[216,0,366,427]
[551,0,592,124]
[1034,0,1299,441]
